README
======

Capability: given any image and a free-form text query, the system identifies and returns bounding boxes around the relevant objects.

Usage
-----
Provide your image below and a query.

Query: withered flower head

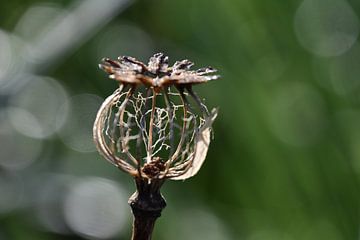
[93,53,218,181]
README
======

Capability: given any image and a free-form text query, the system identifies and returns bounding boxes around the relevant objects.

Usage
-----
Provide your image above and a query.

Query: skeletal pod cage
[93,53,218,182]
[93,53,219,240]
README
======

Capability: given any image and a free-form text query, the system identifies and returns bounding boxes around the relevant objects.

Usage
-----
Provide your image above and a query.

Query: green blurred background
[1,0,360,239]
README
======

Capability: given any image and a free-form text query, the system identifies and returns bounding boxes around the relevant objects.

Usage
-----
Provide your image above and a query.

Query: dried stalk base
[129,178,166,240]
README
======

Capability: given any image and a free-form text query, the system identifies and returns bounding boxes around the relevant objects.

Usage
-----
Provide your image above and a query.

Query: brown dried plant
[93,53,218,240]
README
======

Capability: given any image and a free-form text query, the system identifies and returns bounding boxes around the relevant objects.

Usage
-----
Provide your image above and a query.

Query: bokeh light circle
[34,174,73,234]
[14,3,62,42]
[268,82,327,146]
[63,177,128,239]
[294,0,359,57]
[57,94,103,152]
[329,44,360,98]
[0,30,13,80]
[9,75,69,139]
[0,173,23,214]
[0,113,43,170]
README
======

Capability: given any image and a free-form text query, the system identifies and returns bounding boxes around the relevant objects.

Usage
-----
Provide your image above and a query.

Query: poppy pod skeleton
[94,53,218,181]
[93,53,219,240]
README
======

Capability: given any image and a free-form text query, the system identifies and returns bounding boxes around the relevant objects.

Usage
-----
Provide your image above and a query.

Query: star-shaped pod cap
[99,53,219,88]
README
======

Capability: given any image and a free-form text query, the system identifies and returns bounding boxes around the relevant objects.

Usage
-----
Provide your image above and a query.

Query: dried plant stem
[186,86,209,116]
[129,178,166,240]
[163,87,174,155]
[147,88,156,162]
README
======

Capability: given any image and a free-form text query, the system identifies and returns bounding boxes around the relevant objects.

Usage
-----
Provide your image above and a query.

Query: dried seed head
[94,53,218,181]
[99,52,219,88]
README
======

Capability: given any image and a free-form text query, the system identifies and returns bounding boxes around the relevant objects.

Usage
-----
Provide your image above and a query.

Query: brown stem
[129,178,166,240]
[147,88,157,162]
[163,87,174,156]
[186,86,209,116]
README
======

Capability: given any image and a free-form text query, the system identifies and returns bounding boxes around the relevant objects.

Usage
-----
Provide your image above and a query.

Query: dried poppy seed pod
[94,53,218,181]
[93,53,219,240]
